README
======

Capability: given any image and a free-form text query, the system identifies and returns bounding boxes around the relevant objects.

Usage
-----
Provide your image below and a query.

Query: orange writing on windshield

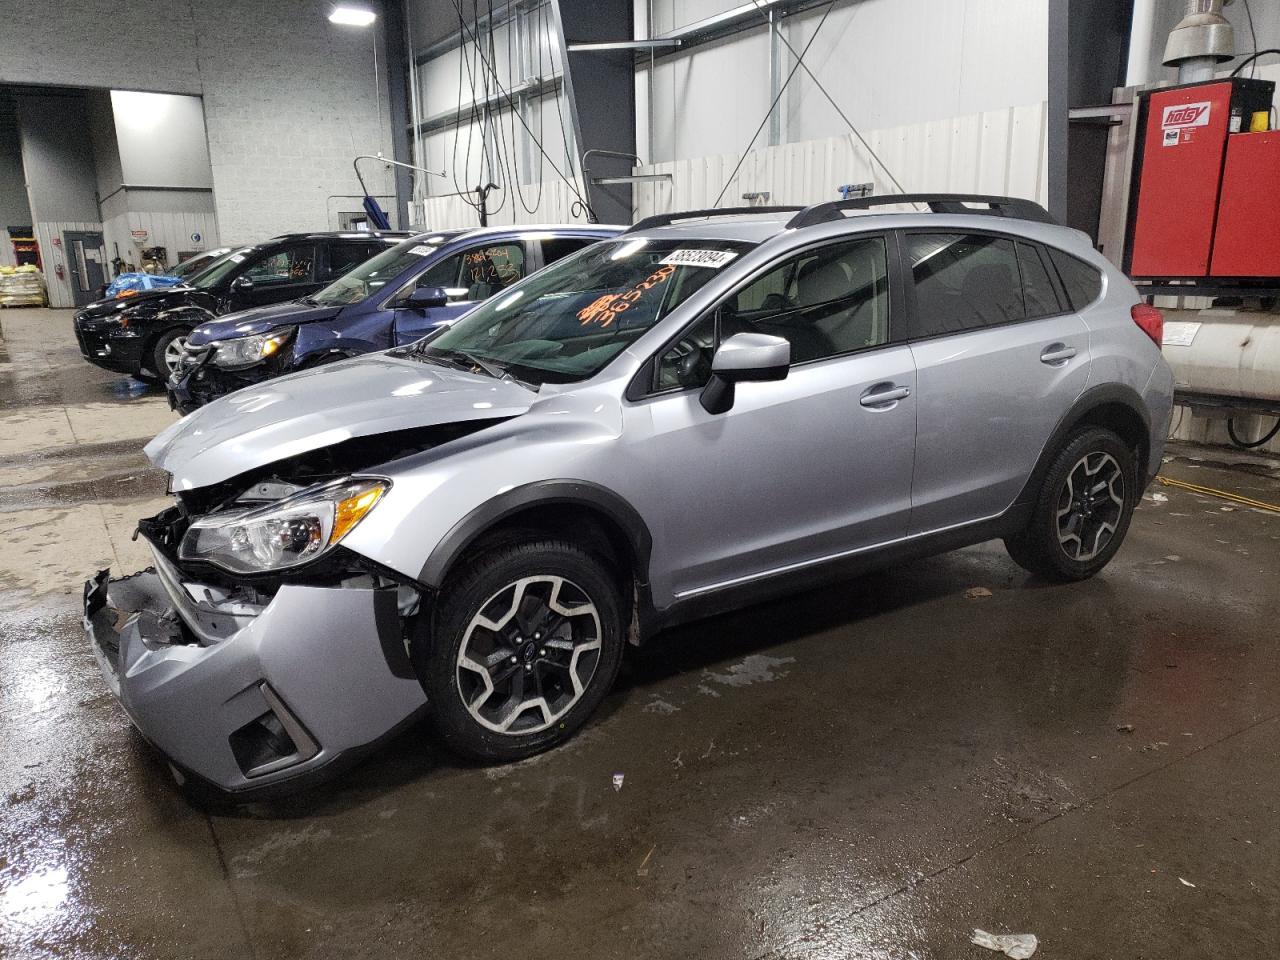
[577,264,674,328]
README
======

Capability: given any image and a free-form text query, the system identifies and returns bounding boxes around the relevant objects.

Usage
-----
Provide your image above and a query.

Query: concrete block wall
[0,0,396,248]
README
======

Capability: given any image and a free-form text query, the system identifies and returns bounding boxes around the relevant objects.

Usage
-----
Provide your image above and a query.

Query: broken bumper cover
[166,350,268,414]
[83,553,428,797]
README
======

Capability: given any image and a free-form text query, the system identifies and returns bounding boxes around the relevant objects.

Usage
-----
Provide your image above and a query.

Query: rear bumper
[1142,358,1176,486]
[83,552,428,799]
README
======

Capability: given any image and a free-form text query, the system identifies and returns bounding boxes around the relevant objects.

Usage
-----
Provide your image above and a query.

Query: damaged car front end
[84,472,429,797]
[84,354,537,797]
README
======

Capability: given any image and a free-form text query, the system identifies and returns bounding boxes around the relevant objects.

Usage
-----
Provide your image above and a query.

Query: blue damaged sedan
[167,224,620,412]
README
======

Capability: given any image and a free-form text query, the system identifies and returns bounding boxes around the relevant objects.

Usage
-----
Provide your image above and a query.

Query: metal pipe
[1125,0,1158,86]
[1163,0,1234,82]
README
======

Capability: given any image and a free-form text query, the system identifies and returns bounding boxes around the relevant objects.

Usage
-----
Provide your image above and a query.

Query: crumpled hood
[79,286,194,318]
[147,352,536,489]
[187,301,343,346]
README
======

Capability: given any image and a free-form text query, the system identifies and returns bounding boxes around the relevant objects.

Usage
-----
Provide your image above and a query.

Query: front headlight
[210,328,293,370]
[179,478,387,574]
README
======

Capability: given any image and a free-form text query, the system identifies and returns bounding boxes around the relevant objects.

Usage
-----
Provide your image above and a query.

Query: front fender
[292,322,390,367]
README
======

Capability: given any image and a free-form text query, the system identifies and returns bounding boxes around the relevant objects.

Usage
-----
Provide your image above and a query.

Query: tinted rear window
[1047,247,1103,311]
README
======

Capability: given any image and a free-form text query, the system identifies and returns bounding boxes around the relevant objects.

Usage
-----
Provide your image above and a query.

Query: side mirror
[230,275,254,293]
[404,286,449,309]
[700,332,790,414]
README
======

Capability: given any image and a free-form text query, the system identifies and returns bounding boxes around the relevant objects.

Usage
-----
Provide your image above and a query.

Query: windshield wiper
[411,345,534,387]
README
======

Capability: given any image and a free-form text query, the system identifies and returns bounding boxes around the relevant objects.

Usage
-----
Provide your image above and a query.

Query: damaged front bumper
[83,548,428,798]
[166,346,266,414]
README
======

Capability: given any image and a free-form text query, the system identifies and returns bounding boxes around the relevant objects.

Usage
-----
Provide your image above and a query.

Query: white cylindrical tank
[1162,308,1280,454]
[1162,308,1280,404]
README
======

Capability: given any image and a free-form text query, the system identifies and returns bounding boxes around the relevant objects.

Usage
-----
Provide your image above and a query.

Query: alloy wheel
[1055,451,1125,562]
[455,575,602,735]
[164,336,189,376]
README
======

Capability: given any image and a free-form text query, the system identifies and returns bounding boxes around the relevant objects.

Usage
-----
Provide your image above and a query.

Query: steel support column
[382,0,413,228]
[548,0,637,224]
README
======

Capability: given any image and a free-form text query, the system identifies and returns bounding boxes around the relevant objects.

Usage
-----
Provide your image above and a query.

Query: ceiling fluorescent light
[329,5,376,26]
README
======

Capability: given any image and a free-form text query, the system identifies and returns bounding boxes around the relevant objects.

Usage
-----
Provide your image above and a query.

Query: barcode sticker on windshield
[660,249,738,269]
[408,244,435,256]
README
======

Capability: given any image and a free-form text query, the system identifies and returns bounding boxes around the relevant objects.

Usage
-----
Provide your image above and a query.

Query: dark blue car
[168,224,620,412]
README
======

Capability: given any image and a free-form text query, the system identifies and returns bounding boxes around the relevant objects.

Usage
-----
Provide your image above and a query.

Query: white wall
[633,102,1048,216]
[414,0,1048,227]
[418,100,1048,229]
[0,0,396,243]
[641,0,1048,163]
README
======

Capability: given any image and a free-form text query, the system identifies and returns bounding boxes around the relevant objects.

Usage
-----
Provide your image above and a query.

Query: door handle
[860,384,911,408]
[1040,344,1077,365]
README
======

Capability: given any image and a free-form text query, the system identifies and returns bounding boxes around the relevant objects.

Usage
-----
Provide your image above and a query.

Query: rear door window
[540,236,599,267]
[1046,247,1104,311]
[326,242,384,279]
[906,233,1025,337]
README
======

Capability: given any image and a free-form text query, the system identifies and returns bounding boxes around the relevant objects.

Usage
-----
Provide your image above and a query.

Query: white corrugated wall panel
[633,101,1047,220]
[417,100,1046,230]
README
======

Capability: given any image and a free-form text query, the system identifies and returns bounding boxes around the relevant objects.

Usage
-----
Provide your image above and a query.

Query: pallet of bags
[0,265,48,307]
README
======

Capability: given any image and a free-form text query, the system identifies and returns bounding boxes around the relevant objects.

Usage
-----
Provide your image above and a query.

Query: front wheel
[1005,426,1138,581]
[416,540,625,762]
[150,328,191,380]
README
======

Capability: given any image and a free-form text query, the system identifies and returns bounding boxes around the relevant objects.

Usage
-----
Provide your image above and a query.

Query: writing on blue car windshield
[309,235,455,306]
[408,238,756,386]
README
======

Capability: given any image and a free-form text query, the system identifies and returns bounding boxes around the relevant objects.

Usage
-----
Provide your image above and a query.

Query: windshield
[189,247,256,289]
[408,237,756,386]
[309,236,451,306]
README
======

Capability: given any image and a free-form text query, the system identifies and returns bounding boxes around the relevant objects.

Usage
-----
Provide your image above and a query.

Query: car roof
[266,231,412,242]
[406,223,624,244]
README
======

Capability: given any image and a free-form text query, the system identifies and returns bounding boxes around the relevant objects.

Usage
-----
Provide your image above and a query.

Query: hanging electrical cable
[448,0,596,221]
[479,0,510,218]
[450,0,482,212]
[747,0,908,196]
[712,0,839,207]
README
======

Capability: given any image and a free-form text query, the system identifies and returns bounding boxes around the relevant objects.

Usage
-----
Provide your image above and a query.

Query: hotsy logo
[1162,102,1211,128]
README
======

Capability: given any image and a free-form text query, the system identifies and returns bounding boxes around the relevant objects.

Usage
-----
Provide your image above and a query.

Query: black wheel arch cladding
[419,480,654,592]
[1015,382,1153,508]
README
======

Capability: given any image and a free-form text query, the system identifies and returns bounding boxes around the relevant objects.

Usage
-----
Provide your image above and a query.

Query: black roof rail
[626,205,807,234]
[786,193,1057,229]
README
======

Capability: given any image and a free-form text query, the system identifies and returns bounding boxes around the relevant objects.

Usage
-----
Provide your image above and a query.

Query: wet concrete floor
[1,307,1279,959]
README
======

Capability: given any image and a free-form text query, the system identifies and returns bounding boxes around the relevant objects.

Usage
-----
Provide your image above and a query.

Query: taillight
[1131,303,1163,347]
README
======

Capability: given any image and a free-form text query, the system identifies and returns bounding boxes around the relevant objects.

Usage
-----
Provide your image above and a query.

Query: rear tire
[1004,427,1138,581]
[415,540,624,763]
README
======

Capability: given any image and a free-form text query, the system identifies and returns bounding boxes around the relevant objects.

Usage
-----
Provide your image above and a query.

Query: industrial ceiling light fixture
[329,4,376,27]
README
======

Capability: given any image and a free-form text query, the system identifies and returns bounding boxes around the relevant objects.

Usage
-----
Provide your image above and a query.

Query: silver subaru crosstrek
[84,195,1174,797]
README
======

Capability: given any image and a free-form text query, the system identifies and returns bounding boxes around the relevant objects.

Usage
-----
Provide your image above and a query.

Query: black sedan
[73,231,408,381]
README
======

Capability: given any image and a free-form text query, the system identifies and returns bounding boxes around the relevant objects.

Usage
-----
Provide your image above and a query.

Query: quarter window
[1017,242,1063,318]
[907,233,1025,336]
[1046,247,1104,311]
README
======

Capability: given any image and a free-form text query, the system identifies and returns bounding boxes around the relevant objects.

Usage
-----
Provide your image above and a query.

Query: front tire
[416,540,625,762]
[1005,426,1138,581]
[150,328,190,380]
